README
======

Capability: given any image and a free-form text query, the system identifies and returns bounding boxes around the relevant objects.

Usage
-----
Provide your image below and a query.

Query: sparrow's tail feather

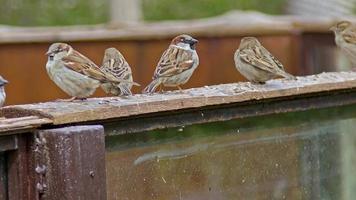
[278,71,297,80]
[143,79,160,94]
[114,79,140,86]
[101,83,132,96]
[119,85,132,96]
[131,81,141,86]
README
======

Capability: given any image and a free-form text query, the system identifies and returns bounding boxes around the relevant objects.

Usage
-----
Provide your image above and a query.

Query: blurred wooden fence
[0,13,352,105]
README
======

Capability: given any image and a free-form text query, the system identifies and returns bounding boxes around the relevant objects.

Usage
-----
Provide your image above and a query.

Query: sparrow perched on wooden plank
[0,76,8,106]
[330,21,356,67]
[143,34,199,93]
[100,47,139,96]
[234,37,295,84]
[46,43,135,101]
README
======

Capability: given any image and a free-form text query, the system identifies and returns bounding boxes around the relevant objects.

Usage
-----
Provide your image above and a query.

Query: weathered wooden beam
[0,116,52,136]
[104,89,356,135]
[37,126,106,200]
[7,134,34,200]
[1,72,355,127]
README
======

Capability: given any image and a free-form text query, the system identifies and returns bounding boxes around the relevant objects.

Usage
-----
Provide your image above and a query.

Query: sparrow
[234,37,295,84]
[46,43,135,101]
[100,47,139,96]
[0,76,8,107]
[143,34,199,93]
[330,21,356,66]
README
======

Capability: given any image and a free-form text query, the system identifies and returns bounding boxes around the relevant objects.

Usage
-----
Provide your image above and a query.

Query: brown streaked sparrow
[234,37,295,84]
[330,21,356,66]
[0,76,8,107]
[100,47,138,96]
[46,43,136,101]
[143,34,199,93]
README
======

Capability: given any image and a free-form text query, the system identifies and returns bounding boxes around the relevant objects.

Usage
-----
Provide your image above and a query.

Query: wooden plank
[1,72,355,126]
[0,116,52,136]
[7,134,34,200]
[38,126,106,200]
[104,91,356,135]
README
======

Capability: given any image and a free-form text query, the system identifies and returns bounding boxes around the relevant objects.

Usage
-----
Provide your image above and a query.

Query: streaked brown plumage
[143,34,199,93]
[100,47,138,96]
[0,76,8,106]
[45,43,135,100]
[330,21,356,66]
[234,37,295,84]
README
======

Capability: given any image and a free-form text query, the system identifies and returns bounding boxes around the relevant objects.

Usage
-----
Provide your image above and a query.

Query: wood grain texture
[0,116,52,136]
[0,72,355,127]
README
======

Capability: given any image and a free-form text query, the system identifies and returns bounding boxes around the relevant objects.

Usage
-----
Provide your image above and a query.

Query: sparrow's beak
[186,38,198,50]
[45,50,53,56]
[46,51,55,61]
[329,26,336,31]
[0,79,8,86]
[190,38,198,44]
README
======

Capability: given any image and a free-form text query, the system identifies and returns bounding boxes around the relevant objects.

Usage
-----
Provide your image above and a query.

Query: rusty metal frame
[0,126,107,200]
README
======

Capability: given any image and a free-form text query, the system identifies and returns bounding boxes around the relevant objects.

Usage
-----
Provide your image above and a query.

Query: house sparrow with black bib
[0,76,8,106]
[234,37,295,84]
[143,34,199,93]
[100,47,139,96]
[46,43,135,101]
[330,21,356,67]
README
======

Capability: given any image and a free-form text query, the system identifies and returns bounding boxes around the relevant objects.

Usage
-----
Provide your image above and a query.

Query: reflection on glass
[106,105,356,200]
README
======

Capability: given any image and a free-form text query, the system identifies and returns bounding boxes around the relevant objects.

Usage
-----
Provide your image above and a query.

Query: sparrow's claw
[176,86,183,92]
[158,85,165,93]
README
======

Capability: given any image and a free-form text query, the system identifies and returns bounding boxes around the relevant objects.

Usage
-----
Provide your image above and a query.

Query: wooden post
[0,153,6,200]
[110,0,142,24]
[7,134,34,200]
[37,125,106,200]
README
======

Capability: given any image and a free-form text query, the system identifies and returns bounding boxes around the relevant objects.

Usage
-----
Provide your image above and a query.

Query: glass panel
[105,105,356,200]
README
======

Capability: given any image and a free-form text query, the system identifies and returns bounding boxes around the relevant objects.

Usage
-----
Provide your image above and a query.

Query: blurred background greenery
[142,0,286,21]
[0,0,108,26]
[0,0,286,26]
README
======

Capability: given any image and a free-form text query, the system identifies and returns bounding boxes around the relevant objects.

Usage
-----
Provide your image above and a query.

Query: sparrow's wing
[101,50,132,82]
[62,50,110,82]
[153,46,195,79]
[343,28,356,44]
[239,45,285,74]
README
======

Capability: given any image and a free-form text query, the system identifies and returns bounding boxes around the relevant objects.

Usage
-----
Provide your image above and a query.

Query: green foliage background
[0,0,108,26]
[0,0,287,26]
[142,0,286,21]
